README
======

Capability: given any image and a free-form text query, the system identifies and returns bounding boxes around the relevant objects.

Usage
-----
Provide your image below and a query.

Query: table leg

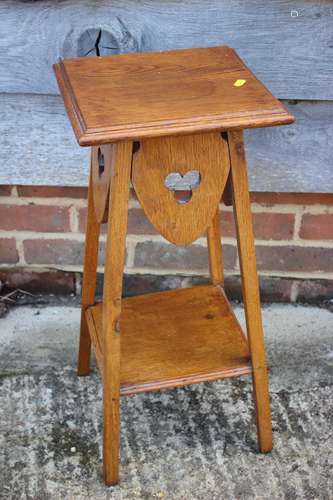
[207,209,224,286]
[102,142,132,485]
[228,129,273,453]
[78,159,101,376]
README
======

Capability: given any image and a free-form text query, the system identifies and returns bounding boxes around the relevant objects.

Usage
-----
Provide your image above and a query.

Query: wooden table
[54,46,294,485]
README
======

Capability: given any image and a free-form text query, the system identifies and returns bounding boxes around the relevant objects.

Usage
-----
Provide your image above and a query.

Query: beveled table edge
[53,48,294,146]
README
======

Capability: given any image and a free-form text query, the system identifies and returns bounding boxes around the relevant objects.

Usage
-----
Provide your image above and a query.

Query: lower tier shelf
[86,284,252,396]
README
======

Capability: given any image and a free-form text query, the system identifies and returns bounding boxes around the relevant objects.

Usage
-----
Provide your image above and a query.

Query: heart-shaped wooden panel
[132,132,230,245]
[91,144,114,223]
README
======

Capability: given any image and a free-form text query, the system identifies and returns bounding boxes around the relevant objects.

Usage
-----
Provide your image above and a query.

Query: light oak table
[54,46,294,486]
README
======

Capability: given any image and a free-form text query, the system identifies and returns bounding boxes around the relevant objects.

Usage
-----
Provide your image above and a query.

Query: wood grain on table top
[54,46,294,146]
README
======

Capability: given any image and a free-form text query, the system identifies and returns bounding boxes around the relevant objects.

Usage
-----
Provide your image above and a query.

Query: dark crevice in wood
[83,28,117,57]
[97,148,105,177]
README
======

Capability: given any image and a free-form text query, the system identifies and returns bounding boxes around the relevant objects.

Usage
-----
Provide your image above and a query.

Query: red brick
[256,245,333,273]
[78,207,105,234]
[78,207,87,233]
[17,186,88,199]
[299,214,333,240]
[81,206,294,240]
[78,207,106,234]
[127,209,156,235]
[134,241,236,271]
[253,213,295,240]
[122,273,293,302]
[0,204,70,232]
[250,192,333,206]
[221,211,295,240]
[13,187,333,206]
[0,186,12,196]
[0,270,75,294]
[123,273,209,297]
[296,279,333,303]
[78,207,156,235]
[223,275,294,302]
[258,276,295,302]
[23,239,83,265]
[0,238,19,264]
[23,238,105,266]
[220,212,236,237]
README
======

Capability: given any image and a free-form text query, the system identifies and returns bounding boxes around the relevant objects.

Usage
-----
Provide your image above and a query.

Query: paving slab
[0,303,332,499]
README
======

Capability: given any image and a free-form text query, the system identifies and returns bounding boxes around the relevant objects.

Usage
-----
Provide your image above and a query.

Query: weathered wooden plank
[245,100,333,193]
[0,94,332,192]
[0,0,332,99]
[0,94,89,186]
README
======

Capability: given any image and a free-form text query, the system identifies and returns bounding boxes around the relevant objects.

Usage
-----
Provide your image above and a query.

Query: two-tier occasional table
[54,46,294,485]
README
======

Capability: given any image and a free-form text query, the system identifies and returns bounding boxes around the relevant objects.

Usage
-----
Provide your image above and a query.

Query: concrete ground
[0,301,332,499]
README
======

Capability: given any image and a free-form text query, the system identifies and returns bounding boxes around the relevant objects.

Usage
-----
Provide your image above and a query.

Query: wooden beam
[1,94,332,193]
[0,0,332,99]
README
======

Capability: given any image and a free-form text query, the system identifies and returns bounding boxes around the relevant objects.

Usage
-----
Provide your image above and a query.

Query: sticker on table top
[233,79,247,87]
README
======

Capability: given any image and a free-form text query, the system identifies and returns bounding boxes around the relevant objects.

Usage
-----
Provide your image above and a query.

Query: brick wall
[0,186,332,302]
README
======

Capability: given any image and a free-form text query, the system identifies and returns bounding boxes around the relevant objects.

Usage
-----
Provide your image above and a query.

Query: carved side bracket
[132,132,231,245]
[91,144,114,223]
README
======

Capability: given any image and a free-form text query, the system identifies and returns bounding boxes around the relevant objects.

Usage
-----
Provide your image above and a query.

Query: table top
[54,46,294,146]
